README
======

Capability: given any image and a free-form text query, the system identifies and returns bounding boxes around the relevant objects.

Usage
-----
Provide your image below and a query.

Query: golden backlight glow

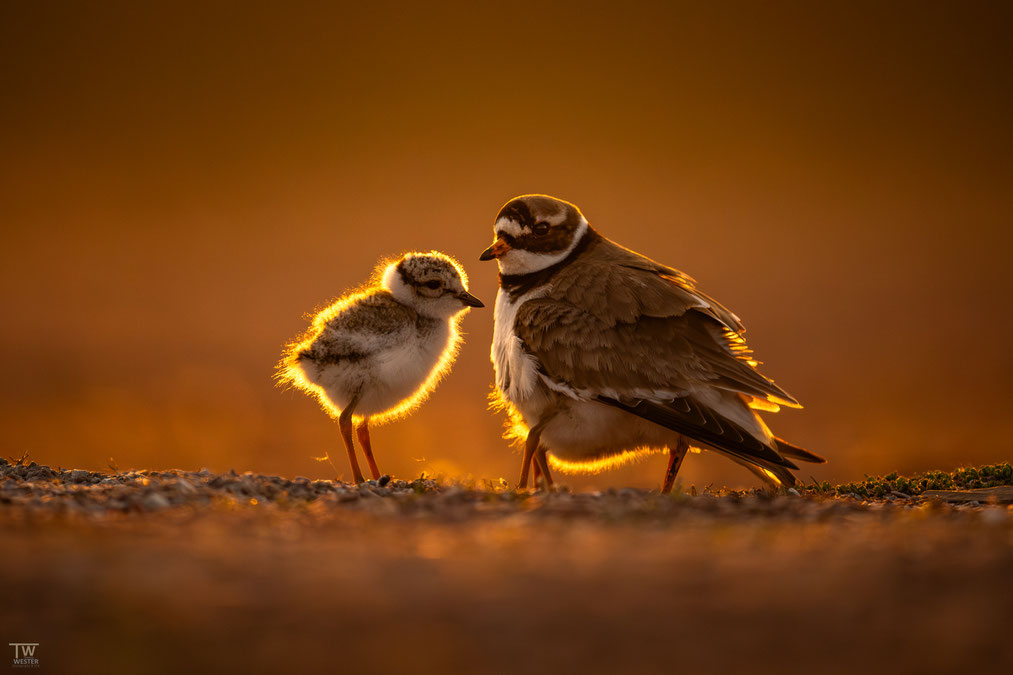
[276,253,468,425]
[548,448,657,475]
[723,328,801,410]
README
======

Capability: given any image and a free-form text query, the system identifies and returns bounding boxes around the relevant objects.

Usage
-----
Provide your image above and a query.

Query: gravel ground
[2,459,1012,674]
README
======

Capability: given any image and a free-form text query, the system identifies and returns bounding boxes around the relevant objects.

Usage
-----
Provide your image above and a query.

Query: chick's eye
[424,280,442,289]
[532,221,549,235]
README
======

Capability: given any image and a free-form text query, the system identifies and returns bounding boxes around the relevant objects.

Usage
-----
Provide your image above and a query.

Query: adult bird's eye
[532,221,549,235]
[424,280,442,289]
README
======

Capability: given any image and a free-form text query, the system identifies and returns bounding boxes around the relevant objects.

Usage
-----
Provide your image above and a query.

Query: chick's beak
[456,291,484,308]
[479,237,511,261]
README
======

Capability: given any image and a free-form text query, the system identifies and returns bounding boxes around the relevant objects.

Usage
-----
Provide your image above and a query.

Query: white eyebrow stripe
[495,218,524,238]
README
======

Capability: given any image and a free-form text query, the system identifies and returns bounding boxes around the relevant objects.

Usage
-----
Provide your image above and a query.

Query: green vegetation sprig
[802,463,1013,499]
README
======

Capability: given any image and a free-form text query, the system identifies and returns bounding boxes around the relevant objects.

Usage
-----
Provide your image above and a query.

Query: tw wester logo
[9,643,39,669]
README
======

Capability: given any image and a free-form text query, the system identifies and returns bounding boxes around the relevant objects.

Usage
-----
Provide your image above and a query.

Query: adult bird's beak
[479,238,511,261]
[456,291,485,308]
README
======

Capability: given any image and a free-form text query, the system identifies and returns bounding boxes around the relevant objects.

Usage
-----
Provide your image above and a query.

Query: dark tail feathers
[774,437,826,464]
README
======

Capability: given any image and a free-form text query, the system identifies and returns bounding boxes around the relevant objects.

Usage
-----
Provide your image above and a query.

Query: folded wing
[513,242,815,475]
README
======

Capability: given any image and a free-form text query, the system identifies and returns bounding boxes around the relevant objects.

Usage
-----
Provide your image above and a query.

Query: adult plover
[480,194,824,491]
[279,252,483,483]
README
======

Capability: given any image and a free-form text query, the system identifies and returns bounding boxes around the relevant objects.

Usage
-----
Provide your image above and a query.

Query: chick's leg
[356,420,381,480]
[338,394,365,484]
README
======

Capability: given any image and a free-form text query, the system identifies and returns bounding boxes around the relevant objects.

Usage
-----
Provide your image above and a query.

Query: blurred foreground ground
[2,461,1012,674]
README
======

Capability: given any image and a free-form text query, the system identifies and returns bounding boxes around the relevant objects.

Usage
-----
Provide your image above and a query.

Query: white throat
[496,219,588,276]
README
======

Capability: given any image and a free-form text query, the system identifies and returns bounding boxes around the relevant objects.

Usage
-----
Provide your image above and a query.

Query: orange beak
[479,237,511,261]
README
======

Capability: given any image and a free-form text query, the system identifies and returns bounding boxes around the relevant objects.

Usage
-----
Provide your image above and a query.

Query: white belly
[363,334,445,413]
[491,288,546,409]
[310,322,451,420]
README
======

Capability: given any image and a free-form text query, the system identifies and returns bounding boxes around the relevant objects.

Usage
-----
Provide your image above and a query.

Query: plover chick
[480,194,824,491]
[279,252,483,483]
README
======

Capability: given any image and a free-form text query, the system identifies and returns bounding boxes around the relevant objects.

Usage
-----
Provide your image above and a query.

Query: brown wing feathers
[517,301,794,404]
[513,232,822,473]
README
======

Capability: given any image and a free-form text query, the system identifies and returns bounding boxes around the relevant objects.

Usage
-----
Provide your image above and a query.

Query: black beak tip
[458,292,484,308]
[478,249,494,262]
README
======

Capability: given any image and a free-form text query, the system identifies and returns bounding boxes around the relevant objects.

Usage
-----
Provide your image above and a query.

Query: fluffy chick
[279,252,483,483]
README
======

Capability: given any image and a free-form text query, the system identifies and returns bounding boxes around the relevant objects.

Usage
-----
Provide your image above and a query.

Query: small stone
[142,493,171,510]
[378,475,391,487]
[69,469,90,483]
[787,488,800,497]
[26,466,54,481]
[175,478,197,495]
[311,480,335,493]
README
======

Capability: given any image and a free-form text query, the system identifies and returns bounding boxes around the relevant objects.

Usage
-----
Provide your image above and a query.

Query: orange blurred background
[2,1,1011,488]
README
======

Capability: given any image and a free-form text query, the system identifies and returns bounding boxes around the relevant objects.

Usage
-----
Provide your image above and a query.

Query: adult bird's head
[480,194,589,275]
[384,252,483,318]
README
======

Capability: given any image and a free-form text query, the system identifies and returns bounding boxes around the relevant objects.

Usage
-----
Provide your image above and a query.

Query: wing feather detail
[516,300,797,406]
[514,233,799,407]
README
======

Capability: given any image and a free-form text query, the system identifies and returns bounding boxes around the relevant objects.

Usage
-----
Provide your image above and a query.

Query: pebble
[26,466,55,481]
[176,478,197,495]
[142,493,171,510]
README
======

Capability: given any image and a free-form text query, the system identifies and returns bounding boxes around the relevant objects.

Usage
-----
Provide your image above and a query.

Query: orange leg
[534,446,554,491]
[339,395,365,484]
[662,436,689,494]
[356,420,381,480]
[518,422,546,490]
[518,441,536,490]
